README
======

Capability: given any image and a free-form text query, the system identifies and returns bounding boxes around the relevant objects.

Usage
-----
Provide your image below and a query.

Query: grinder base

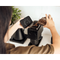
[28,36,43,46]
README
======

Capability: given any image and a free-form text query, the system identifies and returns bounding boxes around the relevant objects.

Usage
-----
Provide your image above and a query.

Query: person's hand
[44,14,55,29]
[15,18,24,29]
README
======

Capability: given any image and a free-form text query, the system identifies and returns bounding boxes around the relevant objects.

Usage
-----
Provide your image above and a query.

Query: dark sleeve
[7,44,54,54]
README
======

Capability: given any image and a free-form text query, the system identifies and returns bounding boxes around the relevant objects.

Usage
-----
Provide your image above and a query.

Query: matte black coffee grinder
[10,16,47,46]
[28,21,43,46]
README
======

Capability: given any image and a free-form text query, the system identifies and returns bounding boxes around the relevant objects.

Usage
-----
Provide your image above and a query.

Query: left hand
[15,18,24,29]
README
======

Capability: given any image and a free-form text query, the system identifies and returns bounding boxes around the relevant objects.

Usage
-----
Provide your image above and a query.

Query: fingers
[45,14,53,20]
[49,14,53,20]
[49,14,51,19]
[51,17,53,20]
[46,14,51,19]
[45,14,48,20]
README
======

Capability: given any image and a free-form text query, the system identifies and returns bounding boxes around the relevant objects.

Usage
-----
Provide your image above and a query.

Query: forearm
[50,27,60,57]
[8,23,19,39]
[4,23,19,43]
[4,19,23,43]
[50,26,60,44]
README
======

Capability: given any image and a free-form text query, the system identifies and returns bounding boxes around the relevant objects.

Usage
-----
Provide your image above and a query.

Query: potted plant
[11,6,21,25]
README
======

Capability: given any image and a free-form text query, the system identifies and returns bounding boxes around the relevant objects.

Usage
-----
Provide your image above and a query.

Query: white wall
[15,6,60,35]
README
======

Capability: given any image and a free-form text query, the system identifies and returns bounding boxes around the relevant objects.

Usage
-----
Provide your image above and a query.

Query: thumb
[43,26,46,27]
[43,24,47,28]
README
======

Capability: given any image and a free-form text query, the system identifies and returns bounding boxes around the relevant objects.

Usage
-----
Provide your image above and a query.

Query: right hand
[44,14,55,29]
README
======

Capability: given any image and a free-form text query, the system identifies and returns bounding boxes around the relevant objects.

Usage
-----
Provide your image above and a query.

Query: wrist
[49,26,56,31]
[15,21,23,29]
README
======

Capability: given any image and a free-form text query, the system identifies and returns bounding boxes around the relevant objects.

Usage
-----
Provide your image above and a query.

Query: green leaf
[18,10,21,12]
[11,6,21,25]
